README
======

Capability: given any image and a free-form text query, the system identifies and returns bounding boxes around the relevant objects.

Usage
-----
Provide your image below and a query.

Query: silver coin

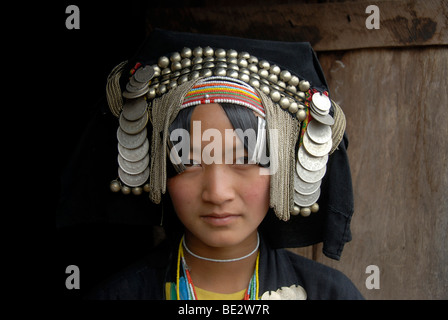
[118,153,149,175]
[307,120,331,144]
[117,127,147,149]
[118,138,149,162]
[294,187,321,207]
[118,166,150,187]
[122,85,150,99]
[119,111,148,135]
[310,102,329,116]
[311,92,331,112]
[134,65,155,83]
[296,160,327,183]
[294,169,321,195]
[303,131,332,157]
[126,80,148,93]
[297,145,328,171]
[122,97,148,121]
[310,109,335,126]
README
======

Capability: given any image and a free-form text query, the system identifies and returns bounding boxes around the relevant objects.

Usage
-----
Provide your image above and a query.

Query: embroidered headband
[181,76,265,118]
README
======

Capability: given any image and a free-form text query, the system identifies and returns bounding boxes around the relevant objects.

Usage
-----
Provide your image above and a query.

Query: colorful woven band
[181,76,265,118]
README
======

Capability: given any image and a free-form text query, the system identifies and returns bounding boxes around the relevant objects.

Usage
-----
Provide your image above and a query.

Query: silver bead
[270,65,281,75]
[147,87,156,99]
[260,84,270,95]
[248,55,258,64]
[267,73,278,83]
[161,67,171,75]
[248,63,258,73]
[177,74,189,85]
[238,72,250,83]
[110,180,121,193]
[216,62,227,69]
[203,61,215,69]
[189,70,200,80]
[143,183,151,193]
[156,84,167,96]
[168,80,177,90]
[300,207,311,217]
[132,187,143,195]
[215,48,226,58]
[203,46,214,57]
[158,56,170,69]
[237,58,248,68]
[121,185,131,195]
[181,58,191,69]
[297,91,306,100]
[277,80,286,89]
[152,65,161,77]
[214,67,226,76]
[227,69,239,78]
[193,46,203,57]
[270,90,281,102]
[297,109,307,121]
[298,80,310,92]
[181,47,192,58]
[239,67,250,75]
[280,70,292,82]
[310,203,319,213]
[249,78,260,88]
[259,60,270,70]
[180,67,190,75]
[258,69,269,78]
[171,61,181,71]
[291,205,301,216]
[227,49,238,58]
[286,85,297,94]
[226,57,237,65]
[279,96,290,109]
[192,56,203,65]
[200,69,212,77]
[289,75,299,86]
[170,52,181,63]
[192,64,202,71]
[227,63,239,71]
[238,51,250,59]
[203,56,214,62]
[288,102,299,113]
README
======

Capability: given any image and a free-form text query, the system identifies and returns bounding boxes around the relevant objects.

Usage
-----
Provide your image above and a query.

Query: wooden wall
[145,0,448,299]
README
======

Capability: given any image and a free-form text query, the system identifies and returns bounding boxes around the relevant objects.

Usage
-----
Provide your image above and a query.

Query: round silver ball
[279,96,290,109]
[270,90,281,102]
[158,56,170,69]
[203,46,214,57]
[193,47,203,57]
[300,207,311,217]
[110,180,121,193]
[299,80,310,92]
[181,47,192,58]
[291,205,301,216]
[297,109,307,121]
[121,185,131,195]
[280,70,292,82]
[132,187,143,195]
[170,52,181,63]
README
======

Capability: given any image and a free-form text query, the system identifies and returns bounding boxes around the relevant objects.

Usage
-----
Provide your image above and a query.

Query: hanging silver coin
[119,111,148,135]
[133,65,155,83]
[297,145,328,171]
[303,131,332,157]
[118,138,149,162]
[121,96,148,121]
[118,153,149,175]
[294,169,321,195]
[310,109,335,126]
[296,160,327,183]
[306,120,331,144]
[294,187,321,207]
[118,166,150,187]
[117,127,147,149]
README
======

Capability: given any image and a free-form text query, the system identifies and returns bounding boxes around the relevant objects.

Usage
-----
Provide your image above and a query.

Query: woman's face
[167,103,270,248]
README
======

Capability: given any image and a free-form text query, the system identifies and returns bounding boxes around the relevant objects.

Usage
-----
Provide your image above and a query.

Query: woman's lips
[200,214,241,226]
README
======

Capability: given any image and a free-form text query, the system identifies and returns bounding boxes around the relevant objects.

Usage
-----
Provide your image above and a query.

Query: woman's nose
[201,165,236,205]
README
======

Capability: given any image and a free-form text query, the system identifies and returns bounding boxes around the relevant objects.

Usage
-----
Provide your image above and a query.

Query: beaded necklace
[175,236,260,300]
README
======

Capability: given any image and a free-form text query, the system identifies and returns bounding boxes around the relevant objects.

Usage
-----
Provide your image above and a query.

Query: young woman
[89,29,363,300]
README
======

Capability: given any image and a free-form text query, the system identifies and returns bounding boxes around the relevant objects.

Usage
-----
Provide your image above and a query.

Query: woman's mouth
[200,213,241,226]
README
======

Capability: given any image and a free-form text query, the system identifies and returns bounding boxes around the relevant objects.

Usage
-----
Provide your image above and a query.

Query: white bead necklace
[182,233,260,263]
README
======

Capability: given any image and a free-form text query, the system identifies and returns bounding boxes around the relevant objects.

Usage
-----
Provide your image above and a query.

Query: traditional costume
[86,29,362,300]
